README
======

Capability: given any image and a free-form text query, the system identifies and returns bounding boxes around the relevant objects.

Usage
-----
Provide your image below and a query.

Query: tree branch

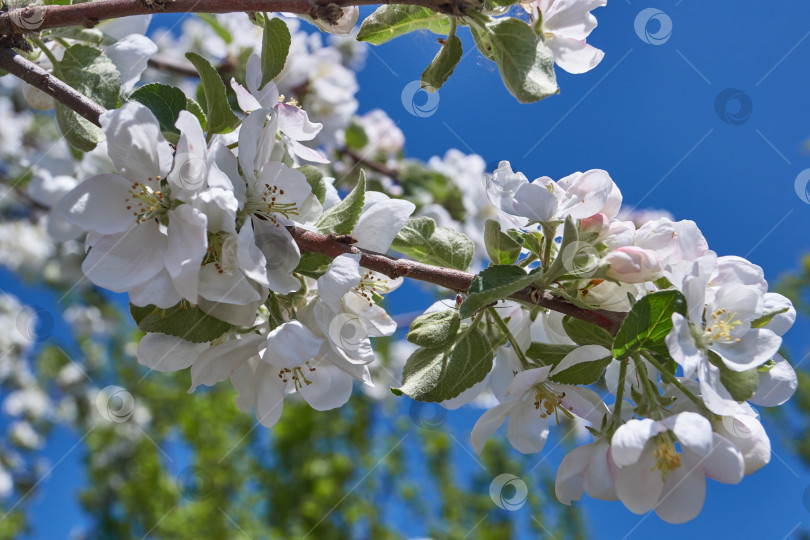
[0,0,468,36]
[0,48,106,126]
[1,41,627,336]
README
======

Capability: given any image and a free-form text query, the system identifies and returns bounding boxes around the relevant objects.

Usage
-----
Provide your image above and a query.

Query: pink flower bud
[605,246,661,283]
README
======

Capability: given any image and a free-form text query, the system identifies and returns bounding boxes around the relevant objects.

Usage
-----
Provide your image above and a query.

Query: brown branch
[1,45,627,335]
[290,226,626,335]
[0,0,469,36]
[342,147,401,182]
[0,48,106,126]
[147,55,236,78]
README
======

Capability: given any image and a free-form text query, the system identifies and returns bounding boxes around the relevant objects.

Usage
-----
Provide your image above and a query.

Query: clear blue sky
[8,1,810,538]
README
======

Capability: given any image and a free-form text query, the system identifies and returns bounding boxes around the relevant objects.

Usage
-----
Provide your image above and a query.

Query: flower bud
[605,246,661,283]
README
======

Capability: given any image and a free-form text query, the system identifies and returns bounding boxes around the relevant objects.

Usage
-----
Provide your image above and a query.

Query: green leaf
[196,13,233,44]
[260,16,291,88]
[185,97,207,130]
[712,352,760,402]
[297,165,327,205]
[484,219,521,265]
[421,33,462,91]
[459,265,541,319]
[129,83,188,138]
[750,307,789,329]
[53,44,121,151]
[407,310,461,348]
[562,316,614,348]
[525,343,578,367]
[470,22,495,61]
[394,327,493,402]
[294,252,332,278]
[130,303,231,343]
[612,290,687,360]
[550,353,613,386]
[357,5,451,45]
[185,52,240,136]
[316,170,365,235]
[486,17,558,103]
[344,121,369,150]
[391,217,474,271]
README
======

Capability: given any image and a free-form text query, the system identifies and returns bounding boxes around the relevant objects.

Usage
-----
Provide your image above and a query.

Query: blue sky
[6,1,810,538]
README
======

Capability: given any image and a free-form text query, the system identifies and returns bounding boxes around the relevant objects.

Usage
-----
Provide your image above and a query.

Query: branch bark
[0,39,628,336]
[0,0,468,36]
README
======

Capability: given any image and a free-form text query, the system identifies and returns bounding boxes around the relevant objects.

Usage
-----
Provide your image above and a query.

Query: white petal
[505,366,552,397]
[254,361,286,427]
[189,334,263,392]
[583,442,618,501]
[653,453,706,524]
[166,205,207,302]
[137,333,205,372]
[263,320,323,368]
[750,354,797,407]
[82,222,167,291]
[197,296,262,327]
[697,361,748,416]
[699,434,744,484]
[611,418,659,467]
[761,293,796,336]
[614,446,664,514]
[353,199,416,253]
[106,34,157,92]
[231,78,262,113]
[555,442,596,504]
[298,356,354,410]
[660,411,713,458]
[712,328,781,372]
[471,400,516,454]
[556,384,610,425]
[318,253,362,306]
[666,313,703,379]
[251,218,302,294]
[714,415,770,475]
[547,37,604,74]
[506,400,551,453]
[57,174,133,234]
[128,268,180,308]
[100,102,172,181]
[550,345,610,377]
[276,102,322,141]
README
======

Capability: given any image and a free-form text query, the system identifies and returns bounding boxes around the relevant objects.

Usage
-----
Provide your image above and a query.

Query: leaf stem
[611,358,628,432]
[487,306,531,369]
[642,352,712,417]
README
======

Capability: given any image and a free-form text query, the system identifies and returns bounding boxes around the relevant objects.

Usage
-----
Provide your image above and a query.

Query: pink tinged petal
[712,328,781,372]
[57,174,133,234]
[750,354,797,407]
[653,453,706,524]
[556,442,596,504]
[254,361,287,428]
[318,253,362,306]
[81,221,167,291]
[604,246,661,284]
[472,400,517,454]
[276,103,323,141]
[230,78,262,113]
[550,345,610,377]
[128,268,180,308]
[761,292,796,336]
[252,218,301,294]
[660,411,713,458]
[352,199,416,253]
[137,333,205,372]
[611,418,660,467]
[197,264,262,305]
[100,102,172,181]
[188,334,264,392]
[168,110,208,195]
[506,366,553,397]
[555,384,610,425]
[507,400,551,453]
[715,415,770,475]
[166,205,207,302]
[547,37,604,74]
[666,314,703,380]
[698,361,748,416]
[583,442,618,501]
[105,34,157,92]
[262,320,323,368]
[699,433,744,484]
[288,139,330,164]
[298,356,354,410]
[614,446,665,514]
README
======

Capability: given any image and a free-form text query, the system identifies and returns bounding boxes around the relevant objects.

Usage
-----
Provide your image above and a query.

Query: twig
[1,45,628,335]
[0,48,105,126]
[343,147,400,182]
[0,0,470,36]
[147,55,236,78]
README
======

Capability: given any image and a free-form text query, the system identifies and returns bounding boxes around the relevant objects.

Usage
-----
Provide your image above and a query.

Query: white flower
[472,365,608,454]
[604,246,661,283]
[611,412,744,524]
[556,439,617,504]
[522,0,606,74]
[714,412,770,475]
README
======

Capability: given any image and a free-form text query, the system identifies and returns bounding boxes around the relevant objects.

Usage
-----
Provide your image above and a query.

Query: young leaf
[53,44,121,151]
[750,307,789,329]
[357,5,451,45]
[711,351,760,402]
[129,83,190,141]
[421,33,462,92]
[185,52,240,135]
[470,21,495,60]
[316,170,366,234]
[525,343,578,367]
[344,121,369,150]
[484,219,522,265]
[407,310,461,348]
[394,327,492,402]
[391,216,474,271]
[612,290,687,360]
[297,165,327,205]
[130,303,231,343]
[550,353,613,386]
[486,17,559,103]
[562,316,614,348]
[459,265,540,319]
[260,16,291,88]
